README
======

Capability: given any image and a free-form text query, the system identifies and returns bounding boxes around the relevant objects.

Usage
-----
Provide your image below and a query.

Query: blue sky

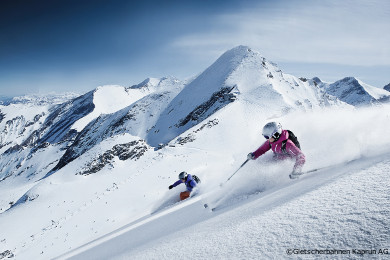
[0,0,389,96]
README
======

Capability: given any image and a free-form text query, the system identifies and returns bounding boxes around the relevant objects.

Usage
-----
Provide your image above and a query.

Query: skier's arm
[172,180,183,187]
[252,141,271,159]
[286,141,305,172]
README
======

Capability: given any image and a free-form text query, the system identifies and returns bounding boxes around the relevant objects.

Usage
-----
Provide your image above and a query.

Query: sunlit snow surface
[0,104,388,260]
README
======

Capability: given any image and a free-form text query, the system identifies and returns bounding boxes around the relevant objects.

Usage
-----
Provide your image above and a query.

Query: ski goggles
[263,132,280,140]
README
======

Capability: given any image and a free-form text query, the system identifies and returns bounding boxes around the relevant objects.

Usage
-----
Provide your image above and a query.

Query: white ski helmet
[262,122,282,139]
[178,171,188,180]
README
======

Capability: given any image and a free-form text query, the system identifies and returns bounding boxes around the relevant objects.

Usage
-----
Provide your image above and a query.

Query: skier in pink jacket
[247,122,306,179]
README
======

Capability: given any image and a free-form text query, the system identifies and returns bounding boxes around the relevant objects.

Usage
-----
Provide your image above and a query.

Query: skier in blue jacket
[169,171,197,200]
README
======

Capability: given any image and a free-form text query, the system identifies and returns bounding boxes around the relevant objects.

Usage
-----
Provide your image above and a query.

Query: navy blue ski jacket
[172,174,197,192]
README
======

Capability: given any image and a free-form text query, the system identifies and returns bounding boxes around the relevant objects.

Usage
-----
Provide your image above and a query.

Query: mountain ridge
[1,46,390,183]
[324,76,390,106]
[1,46,390,259]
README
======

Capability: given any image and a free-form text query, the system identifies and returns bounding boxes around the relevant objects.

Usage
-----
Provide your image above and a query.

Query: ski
[290,167,322,179]
[289,159,359,179]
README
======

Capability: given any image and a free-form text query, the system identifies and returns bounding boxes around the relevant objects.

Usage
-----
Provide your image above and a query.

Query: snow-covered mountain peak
[143,46,266,146]
[337,77,364,88]
[128,76,182,92]
[129,77,161,90]
[145,46,337,146]
[215,45,263,68]
[70,79,184,132]
[325,77,390,106]
[311,77,322,85]
[207,45,277,83]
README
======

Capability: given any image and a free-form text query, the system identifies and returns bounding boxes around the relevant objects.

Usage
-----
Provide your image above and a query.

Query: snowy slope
[65,155,390,260]
[1,46,390,259]
[70,85,141,132]
[47,77,184,175]
[62,104,390,259]
[0,100,388,259]
[71,79,177,132]
[1,103,388,260]
[0,93,77,152]
[0,77,183,183]
[0,103,48,153]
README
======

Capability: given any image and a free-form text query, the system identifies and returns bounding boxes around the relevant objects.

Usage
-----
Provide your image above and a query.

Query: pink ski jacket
[252,130,305,172]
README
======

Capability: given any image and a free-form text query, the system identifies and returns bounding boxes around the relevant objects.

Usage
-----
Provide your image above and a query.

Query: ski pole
[205,159,250,210]
[226,159,249,182]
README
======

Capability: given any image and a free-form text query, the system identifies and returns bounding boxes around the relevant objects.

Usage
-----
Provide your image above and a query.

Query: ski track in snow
[63,155,390,260]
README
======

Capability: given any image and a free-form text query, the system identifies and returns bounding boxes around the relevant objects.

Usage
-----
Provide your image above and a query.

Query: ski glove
[169,185,174,190]
[247,152,255,160]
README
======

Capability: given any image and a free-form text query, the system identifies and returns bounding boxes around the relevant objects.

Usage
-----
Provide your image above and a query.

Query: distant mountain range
[0,93,80,106]
[1,45,389,202]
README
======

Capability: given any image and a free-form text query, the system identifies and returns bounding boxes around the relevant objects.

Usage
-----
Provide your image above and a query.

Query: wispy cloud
[172,0,390,66]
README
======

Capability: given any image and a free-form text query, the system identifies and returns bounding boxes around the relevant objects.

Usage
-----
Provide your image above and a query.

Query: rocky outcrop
[77,140,149,176]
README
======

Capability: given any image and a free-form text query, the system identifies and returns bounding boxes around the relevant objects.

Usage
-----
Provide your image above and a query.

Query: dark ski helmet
[262,122,282,140]
[178,171,188,180]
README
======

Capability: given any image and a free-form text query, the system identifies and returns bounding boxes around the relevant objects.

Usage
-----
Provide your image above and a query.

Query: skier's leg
[180,191,191,200]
